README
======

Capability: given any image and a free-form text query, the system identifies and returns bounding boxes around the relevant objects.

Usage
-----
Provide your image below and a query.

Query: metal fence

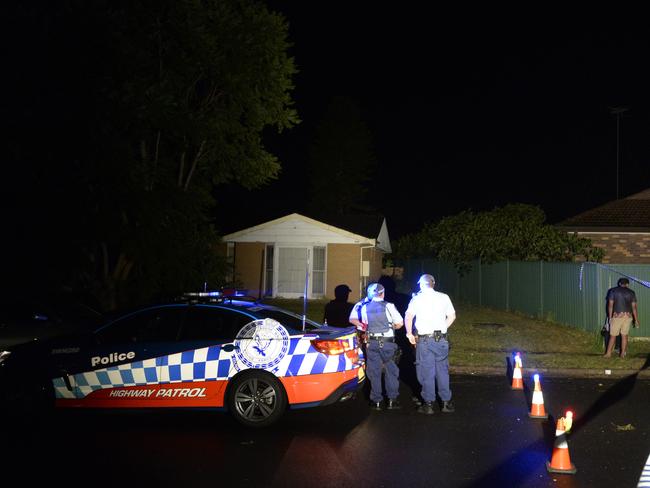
[401,259,650,338]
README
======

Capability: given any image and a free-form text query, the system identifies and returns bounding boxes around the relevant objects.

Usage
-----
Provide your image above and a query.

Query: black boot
[417,402,435,415]
[442,400,455,413]
[387,398,401,410]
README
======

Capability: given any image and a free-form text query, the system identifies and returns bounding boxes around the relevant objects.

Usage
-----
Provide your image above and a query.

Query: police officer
[405,274,456,415]
[349,282,404,410]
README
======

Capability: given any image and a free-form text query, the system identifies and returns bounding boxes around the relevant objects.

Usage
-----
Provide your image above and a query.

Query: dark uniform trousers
[366,339,400,403]
[415,336,451,403]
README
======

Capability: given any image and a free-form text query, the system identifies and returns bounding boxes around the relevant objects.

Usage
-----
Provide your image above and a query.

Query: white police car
[0,292,365,427]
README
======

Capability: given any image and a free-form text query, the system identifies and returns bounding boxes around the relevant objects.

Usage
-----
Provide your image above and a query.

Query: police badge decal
[233,319,290,371]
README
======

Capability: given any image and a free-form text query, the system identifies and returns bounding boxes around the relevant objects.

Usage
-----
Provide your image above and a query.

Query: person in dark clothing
[603,285,621,354]
[323,284,354,327]
[604,278,639,358]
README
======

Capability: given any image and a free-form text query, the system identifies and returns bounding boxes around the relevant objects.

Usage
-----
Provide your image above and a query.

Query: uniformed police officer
[405,274,456,415]
[349,282,404,410]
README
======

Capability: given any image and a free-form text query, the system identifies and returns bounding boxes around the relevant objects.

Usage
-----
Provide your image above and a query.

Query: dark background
[219,6,650,239]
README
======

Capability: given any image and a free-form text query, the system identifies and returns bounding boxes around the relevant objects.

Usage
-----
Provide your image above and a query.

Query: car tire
[227,370,287,428]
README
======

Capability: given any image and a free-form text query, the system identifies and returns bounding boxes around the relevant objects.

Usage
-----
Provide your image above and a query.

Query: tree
[393,204,605,274]
[4,0,299,309]
[306,96,376,215]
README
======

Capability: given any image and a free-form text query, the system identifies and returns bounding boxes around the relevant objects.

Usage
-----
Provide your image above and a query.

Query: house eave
[558,226,650,234]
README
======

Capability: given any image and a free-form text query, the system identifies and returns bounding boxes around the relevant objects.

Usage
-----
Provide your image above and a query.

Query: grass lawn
[262,299,650,371]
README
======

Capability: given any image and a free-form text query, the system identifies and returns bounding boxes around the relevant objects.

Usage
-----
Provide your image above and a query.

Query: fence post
[506,259,510,311]
[596,264,602,329]
[539,261,544,320]
[478,257,482,306]
[581,263,587,330]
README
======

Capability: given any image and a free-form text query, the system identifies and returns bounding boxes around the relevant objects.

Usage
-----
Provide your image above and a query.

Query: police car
[0,291,365,427]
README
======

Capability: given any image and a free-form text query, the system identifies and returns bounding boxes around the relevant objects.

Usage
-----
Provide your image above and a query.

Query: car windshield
[253,308,321,332]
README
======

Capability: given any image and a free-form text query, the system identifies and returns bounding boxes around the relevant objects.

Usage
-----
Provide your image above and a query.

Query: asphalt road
[6,372,649,488]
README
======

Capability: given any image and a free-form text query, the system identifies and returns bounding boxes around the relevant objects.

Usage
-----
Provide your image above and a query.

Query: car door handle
[222,344,239,352]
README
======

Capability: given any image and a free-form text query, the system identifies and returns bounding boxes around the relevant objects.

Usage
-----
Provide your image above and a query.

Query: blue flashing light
[534,373,539,382]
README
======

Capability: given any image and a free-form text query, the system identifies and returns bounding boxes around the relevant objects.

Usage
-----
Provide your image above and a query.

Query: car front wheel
[228,371,287,427]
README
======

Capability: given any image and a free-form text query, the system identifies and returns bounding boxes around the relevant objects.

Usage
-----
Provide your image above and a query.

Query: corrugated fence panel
[481,261,508,309]
[460,262,481,305]
[542,262,583,329]
[508,261,541,318]
[581,263,603,333]
[402,259,650,337]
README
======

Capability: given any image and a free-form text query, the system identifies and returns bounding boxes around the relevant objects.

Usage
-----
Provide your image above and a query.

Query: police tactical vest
[365,301,390,334]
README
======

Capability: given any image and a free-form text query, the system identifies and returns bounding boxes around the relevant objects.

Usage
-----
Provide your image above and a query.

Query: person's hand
[633,320,639,328]
[406,332,416,345]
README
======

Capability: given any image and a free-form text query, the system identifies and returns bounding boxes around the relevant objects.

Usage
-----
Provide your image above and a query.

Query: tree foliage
[306,96,376,215]
[4,0,298,309]
[392,204,605,274]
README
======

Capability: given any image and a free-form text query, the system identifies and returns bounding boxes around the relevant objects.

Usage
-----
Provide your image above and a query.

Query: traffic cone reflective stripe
[511,354,523,390]
[546,417,577,474]
[529,375,548,419]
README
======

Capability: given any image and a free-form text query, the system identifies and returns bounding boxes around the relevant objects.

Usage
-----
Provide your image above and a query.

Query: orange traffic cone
[546,411,576,474]
[511,352,523,390]
[528,374,548,419]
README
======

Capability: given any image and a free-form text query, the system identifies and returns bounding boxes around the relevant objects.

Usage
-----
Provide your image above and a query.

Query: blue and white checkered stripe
[639,452,650,487]
[54,345,230,399]
[53,335,358,399]
[280,335,356,376]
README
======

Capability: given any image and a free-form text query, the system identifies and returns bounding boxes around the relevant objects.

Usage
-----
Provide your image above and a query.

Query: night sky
[218,6,650,240]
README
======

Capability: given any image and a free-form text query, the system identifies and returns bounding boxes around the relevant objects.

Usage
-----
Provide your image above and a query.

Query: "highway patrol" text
[109,387,207,398]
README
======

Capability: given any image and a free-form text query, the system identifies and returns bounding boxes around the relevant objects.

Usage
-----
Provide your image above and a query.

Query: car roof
[99,299,322,331]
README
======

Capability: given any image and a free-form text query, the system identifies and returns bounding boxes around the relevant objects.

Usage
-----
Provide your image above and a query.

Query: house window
[312,246,326,296]
[277,248,308,296]
[265,244,274,297]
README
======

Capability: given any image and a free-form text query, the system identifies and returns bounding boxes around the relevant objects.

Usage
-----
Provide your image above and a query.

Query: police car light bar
[184,291,223,298]
[181,290,224,304]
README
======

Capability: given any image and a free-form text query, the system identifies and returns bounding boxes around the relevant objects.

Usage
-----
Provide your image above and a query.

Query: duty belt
[368,335,395,348]
[418,331,448,342]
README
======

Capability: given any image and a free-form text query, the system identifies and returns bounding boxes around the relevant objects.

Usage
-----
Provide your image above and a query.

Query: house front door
[277,247,308,298]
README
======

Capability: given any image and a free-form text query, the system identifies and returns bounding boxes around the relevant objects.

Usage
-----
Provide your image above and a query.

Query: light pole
[609,106,629,199]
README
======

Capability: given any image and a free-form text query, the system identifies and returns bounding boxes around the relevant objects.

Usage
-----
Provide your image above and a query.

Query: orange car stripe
[280,368,359,404]
[55,381,227,408]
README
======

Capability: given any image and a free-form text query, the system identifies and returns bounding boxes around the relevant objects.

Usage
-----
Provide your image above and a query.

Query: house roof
[557,189,650,232]
[305,212,386,239]
[222,212,391,252]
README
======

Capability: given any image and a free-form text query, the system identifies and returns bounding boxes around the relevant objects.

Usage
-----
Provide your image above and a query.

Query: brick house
[556,189,650,263]
[219,213,391,302]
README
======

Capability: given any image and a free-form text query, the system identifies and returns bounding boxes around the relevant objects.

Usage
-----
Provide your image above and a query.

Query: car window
[179,305,255,342]
[96,306,185,344]
[254,309,320,331]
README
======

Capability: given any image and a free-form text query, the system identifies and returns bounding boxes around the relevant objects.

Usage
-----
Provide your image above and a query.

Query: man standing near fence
[405,273,456,414]
[604,277,639,359]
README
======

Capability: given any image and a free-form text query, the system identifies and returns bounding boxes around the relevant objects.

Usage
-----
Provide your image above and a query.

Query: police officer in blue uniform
[350,282,404,410]
[405,274,456,415]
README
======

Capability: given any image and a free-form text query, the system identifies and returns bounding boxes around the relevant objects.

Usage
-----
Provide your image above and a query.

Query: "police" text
[91,351,136,367]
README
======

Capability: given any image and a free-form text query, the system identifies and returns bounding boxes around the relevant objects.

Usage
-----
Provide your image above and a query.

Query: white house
[220,213,391,302]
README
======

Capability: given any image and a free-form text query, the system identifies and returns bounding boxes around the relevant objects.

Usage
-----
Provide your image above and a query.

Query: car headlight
[0,351,11,365]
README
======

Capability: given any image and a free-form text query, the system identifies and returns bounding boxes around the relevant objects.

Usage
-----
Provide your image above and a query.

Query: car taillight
[311,338,353,355]
[345,348,359,363]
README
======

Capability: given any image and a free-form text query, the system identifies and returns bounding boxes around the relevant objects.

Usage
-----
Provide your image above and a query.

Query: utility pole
[609,106,629,199]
